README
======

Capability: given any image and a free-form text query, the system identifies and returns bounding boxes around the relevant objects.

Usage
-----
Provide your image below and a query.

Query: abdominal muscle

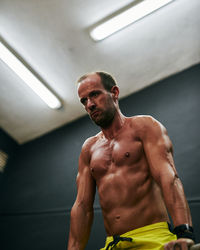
[96,163,169,236]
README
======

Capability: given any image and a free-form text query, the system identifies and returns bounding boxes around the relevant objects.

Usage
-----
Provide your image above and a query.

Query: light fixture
[0,41,62,109]
[90,0,174,41]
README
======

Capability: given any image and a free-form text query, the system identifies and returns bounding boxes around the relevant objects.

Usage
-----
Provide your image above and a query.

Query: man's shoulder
[129,115,164,136]
[82,132,102,151]
[130,115,159,127]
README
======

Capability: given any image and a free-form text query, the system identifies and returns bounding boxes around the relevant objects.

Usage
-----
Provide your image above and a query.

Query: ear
[110,86,119,100]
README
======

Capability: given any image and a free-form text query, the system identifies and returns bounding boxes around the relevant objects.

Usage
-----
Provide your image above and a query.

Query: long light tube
[0,42,62,109]
[90,0,174,41]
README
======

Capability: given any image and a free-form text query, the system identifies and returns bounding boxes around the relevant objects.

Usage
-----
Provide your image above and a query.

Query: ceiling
[0,0,199,144]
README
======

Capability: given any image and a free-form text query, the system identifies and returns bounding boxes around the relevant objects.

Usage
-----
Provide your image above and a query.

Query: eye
[91,91,100,98]
[80,98,87,105]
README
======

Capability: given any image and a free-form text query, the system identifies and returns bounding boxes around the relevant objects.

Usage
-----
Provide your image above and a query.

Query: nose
[87,98,96,111]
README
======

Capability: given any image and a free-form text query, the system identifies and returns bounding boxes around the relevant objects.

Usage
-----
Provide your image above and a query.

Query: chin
[92,113,114,127]
[95,119,112,128]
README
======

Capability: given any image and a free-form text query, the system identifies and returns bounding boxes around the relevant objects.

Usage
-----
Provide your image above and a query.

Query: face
[78,74,117,128]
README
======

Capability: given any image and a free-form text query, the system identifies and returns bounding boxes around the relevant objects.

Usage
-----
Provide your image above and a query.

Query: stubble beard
[91,107,116,129]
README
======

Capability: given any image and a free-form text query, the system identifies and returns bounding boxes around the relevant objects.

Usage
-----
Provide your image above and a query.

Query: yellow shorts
[100,222,177,250]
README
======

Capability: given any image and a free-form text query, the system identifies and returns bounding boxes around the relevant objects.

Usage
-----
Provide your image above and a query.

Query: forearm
[68,203,94,250]
[162,175,192,227]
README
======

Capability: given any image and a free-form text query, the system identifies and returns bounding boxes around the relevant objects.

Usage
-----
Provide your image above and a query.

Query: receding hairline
[77,71,117,93]
[77,72,101,84]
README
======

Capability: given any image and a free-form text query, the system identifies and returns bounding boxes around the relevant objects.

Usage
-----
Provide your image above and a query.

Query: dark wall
[0,64,199,250]
[0,128,18,156]
[0,129,18,187]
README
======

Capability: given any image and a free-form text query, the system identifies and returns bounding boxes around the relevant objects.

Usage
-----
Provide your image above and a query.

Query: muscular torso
[89,117,169,236]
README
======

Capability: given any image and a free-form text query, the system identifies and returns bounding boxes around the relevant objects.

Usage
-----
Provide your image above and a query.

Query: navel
[115,215,121,220]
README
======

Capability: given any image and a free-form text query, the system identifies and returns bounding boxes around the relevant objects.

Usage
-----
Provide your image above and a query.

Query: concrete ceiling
[0,0,199,144]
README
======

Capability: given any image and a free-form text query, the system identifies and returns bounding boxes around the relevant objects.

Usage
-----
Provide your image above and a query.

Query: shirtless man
[68,72,195,250]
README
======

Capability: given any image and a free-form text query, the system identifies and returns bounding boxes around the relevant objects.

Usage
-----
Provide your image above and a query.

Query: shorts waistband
[106,221,171,242]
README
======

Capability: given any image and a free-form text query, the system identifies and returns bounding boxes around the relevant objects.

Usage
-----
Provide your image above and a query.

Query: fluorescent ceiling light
[90,0,174,41]
[0,42,62,109]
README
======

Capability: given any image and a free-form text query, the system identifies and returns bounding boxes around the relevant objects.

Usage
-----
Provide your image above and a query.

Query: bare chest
[90,134,144,179]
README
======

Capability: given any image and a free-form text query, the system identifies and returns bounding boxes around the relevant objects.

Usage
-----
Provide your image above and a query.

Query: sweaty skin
[67,73,193,250]
[86,117,170,236]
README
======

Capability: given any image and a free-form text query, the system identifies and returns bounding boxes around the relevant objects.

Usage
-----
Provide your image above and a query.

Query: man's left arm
[142,116,195,249]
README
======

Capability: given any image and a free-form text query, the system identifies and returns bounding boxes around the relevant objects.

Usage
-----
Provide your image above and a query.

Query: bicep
[75,153,96,211]
[143,118,178,185]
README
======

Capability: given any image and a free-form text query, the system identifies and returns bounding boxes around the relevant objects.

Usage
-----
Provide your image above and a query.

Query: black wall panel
[0,129,18,154]
[0,213,68,250]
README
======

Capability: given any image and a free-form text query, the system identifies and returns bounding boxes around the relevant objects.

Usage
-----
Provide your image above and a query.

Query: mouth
[90,110,100,118]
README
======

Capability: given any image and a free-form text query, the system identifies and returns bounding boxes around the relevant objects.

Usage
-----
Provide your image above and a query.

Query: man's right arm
[68,140,96,250]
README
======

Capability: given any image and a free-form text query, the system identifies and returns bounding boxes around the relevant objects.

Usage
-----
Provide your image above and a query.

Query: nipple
[125,152,130,157]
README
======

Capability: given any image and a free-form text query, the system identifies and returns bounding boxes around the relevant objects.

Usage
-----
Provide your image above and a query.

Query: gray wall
[0,64,200,250]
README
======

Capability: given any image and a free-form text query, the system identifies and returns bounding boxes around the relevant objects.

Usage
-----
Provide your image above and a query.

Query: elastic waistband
[106,221,170,242]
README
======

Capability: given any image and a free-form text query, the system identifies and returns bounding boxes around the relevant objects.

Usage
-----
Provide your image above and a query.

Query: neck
[101,110,126,140]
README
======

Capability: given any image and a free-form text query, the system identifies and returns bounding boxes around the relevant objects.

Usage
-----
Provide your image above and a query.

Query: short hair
[77,71,117,92]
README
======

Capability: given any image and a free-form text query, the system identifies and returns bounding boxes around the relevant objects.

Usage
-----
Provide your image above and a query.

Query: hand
[164,238,194,250]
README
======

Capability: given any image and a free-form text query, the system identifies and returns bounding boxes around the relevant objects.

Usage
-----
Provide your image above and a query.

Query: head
[78,71,117,92]
[77,71,119,128]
